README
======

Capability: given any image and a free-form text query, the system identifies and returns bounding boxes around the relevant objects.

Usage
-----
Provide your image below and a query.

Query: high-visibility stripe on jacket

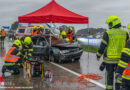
[4,47,20,63]
[122,63,130,80]
[103,28,127,63]
[66,32,73,42]
[31,29,38,35]
[1,30,6,36]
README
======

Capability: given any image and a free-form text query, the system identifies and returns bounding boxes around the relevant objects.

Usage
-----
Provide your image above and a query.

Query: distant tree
[76,28,106,35]
[10,21,18,30]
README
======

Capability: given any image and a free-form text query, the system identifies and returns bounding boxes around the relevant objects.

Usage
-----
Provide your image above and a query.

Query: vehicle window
[45,29,51,34]
[32,37,38,45]
[37,37,46,46]
[32,37,46,46]
[53,29,60,35]
[26,28,32,33]
[18,29,25,33]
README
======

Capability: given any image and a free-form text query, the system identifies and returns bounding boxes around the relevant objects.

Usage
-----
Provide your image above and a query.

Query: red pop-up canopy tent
[18,0,89,24]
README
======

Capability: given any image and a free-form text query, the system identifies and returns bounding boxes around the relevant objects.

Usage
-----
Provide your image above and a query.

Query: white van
[15,26,33,38]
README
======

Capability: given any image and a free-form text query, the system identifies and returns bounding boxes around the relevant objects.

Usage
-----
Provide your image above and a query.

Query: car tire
[50,53,57,62]
[75,57,80,61]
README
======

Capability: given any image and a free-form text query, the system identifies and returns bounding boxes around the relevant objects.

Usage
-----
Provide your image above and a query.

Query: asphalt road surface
[0,39,106,90]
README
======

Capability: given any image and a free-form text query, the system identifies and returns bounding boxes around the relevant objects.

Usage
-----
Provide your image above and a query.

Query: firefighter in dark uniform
[18,36,33,58]
[96,15,129,90]
[116,40,130,90]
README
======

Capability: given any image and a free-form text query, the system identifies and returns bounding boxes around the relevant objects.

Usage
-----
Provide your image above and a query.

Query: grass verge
[80,45,98,53]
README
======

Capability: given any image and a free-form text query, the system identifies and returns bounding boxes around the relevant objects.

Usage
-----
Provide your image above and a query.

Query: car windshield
[47,28,60,35]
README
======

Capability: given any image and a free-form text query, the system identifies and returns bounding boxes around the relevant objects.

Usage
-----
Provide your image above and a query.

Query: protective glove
[115,73,122,84]
[115,73,122,79]
[99,62,106,71]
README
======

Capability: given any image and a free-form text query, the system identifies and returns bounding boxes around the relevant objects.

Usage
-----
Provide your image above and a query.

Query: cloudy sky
[0,0,130,30]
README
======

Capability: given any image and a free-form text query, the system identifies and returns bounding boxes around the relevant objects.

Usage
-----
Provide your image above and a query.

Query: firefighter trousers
[0,36,5,46]
[105,64,119,90]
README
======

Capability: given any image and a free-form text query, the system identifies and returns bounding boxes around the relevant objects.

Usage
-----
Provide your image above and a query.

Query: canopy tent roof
[18,0,89,24]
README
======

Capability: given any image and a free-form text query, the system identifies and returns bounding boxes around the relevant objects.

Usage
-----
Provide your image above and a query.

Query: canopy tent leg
[87,24,90,74]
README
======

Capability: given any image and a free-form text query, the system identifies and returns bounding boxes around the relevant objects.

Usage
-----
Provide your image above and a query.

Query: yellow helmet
[106,15,120,28]
[33,26,37,29]
[127,24,130,29]
[24,37,32,45]
[69,27,73,31]
[39,25,44,29]
[13,40,22,48]
[1,27,4,30]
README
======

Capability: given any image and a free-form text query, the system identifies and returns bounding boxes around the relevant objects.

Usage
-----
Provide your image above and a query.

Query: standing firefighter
[59,27,69,42]
[66,27,74,43]
[127,24,130,36]
[116,40,130,90]
[38,25,44,35]
[2,40,23,75]
[96,15,129,90]
[0,27,6,46]
[31,26,38,36]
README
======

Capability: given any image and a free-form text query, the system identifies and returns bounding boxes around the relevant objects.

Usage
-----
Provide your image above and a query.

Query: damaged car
[31,33,83,63]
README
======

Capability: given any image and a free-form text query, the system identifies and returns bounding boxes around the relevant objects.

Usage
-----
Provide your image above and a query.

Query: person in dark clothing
[116,40,130,90]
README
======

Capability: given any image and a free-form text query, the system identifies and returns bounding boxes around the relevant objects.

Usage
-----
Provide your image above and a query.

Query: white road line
[50,62,106,89]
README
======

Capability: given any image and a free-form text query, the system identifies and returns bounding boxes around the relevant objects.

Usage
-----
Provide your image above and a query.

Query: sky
[0,0,130,31]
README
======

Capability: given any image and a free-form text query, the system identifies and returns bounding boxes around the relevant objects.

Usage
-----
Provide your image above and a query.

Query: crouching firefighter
[116,40,130,90]
[2,40,23,75]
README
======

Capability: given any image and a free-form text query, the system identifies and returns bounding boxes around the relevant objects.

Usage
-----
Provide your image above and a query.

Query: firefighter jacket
[96,28,129,64]
[19,37,33,57]
[59,30,66,39]
[4,46,21,63]
[1,30,6,36]
[66,32,73,42]
[116,40,130,83]
[31,29,38,35]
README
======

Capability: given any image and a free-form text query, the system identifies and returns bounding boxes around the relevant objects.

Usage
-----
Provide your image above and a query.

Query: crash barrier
[52,73,103,90]
[77,37,101,47]
[22,57,44,79]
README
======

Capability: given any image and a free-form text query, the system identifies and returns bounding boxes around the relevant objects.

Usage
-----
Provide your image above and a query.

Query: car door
[32,36,49,57]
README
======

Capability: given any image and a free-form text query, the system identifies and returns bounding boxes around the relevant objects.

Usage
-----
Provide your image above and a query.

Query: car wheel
[58,59,62,63]
[75,57,80,61]
[50,53,56,62]
[72,59,75,62]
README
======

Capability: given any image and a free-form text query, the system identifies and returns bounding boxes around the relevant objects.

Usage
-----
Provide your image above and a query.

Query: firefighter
[19,36,33,58]
[38,25,44,35]
[126,24,130,36]
[116,40,130,90]
[96,15,129,90]
[0,27,6,46]
[59,27,69,42]
[66,27,74,43]
[31,26,38,35]
[2,40,23,75]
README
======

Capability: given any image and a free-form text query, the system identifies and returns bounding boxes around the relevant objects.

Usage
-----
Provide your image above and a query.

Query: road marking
[50,62,106,89]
